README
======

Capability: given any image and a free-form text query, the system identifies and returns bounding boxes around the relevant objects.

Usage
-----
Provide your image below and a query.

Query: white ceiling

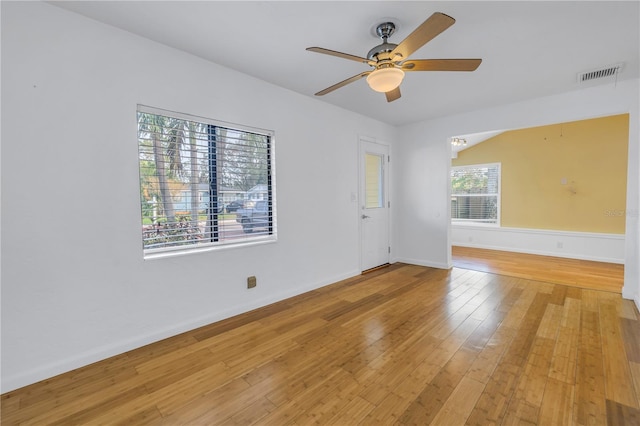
[50,1,639,127]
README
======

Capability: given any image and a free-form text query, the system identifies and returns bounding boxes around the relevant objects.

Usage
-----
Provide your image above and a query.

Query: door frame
[358,135,392,272]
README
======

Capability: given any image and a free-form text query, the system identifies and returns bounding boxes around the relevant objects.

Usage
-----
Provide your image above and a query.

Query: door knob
[362,214,370,219]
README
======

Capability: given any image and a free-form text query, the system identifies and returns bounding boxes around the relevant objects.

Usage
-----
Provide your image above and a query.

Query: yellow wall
[452,114,629,234]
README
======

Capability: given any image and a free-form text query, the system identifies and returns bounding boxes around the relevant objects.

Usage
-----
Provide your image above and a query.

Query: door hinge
[388,155,390,162]
[388,201,390,208]
[388,246,391,254]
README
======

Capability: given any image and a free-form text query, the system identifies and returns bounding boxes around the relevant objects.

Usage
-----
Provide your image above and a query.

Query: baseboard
[1,269,360,394]
[393,257,450,270]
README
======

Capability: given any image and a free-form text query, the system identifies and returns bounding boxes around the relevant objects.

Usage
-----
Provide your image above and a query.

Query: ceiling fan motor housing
[367,42,398,61]
[367,22,399,61]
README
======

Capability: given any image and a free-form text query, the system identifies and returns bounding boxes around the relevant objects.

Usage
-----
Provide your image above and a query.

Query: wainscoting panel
[452,225,625,264]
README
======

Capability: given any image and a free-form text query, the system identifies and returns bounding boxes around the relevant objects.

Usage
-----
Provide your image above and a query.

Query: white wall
[0,2,396,392]
[394,78,640,306]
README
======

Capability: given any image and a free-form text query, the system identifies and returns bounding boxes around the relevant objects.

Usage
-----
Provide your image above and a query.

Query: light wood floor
[452,246,625,293]
[2,263,639,425]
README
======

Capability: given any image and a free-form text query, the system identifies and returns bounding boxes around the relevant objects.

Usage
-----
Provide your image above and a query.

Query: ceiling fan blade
[306,47,370,64]
[385,87,401,102]
[391,12,455,61]
[402,58,482,71]
[314,72,371,96]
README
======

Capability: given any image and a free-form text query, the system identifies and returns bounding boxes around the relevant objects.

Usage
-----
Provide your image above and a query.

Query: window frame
[137,105,276,259]
[450,162,501,227]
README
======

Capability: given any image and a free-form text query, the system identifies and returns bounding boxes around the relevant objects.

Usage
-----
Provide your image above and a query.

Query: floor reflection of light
[363,317,386,345]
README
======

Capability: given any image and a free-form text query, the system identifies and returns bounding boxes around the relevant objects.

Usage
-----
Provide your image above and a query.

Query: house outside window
[451,163,500,225]
[138,106,275,257]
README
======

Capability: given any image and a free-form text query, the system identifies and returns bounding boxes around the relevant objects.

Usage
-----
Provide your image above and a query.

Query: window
[451,163,500,225]
[365,153,384,208]
[138,106,275,257]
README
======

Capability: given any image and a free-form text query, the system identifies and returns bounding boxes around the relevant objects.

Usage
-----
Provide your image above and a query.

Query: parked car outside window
[225,200,246,213]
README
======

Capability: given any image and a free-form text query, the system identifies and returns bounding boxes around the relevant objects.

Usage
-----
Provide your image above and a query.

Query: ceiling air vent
[577,63,624,83]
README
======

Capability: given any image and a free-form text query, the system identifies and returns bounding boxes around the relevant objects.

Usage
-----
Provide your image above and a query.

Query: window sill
[143,236,277,260]
[452,222,500,228]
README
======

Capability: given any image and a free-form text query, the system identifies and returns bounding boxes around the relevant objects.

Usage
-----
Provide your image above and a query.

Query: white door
[360,139,390,271]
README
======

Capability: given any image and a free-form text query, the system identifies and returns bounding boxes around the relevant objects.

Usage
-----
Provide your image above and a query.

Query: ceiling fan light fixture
[308,12,480,102]
[366,67,405,93]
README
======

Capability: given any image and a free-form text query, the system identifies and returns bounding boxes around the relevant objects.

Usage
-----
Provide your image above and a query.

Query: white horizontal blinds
[212,127,272,238]
[138,108,273,254]
[451,163,500,224]
[138,112,212,250]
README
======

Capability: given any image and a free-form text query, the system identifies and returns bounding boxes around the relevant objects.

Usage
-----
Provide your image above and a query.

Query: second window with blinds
[451,163,501,225]
[137,106,275,258]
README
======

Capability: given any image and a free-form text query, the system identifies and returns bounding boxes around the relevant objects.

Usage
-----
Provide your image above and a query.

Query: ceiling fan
[307,12,482,102]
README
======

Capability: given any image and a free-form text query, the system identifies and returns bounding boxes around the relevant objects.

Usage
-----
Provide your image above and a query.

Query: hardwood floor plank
[0,394,20,421]
[539,378,575,425]
[499,286,539,330]
[463,309,507,354]
[159,376,255,425]
[536,303,563,339]
[513,336,556,408]
[112,405,164,426]
[141,348,222,393]
[360,391,407,424]
[621,299,640,320]
[452,246,623,293]
[1,261,636,425]
[630,362,640,410]
[502,399,540,425]
[428,376,485,426]
[605,398,640,426]
[574,310,607,425]
[581,289,601,312]
[262,368,354,425]
[44,385,150,426]
[549,297,581,384]
[466,324,518,385]
[465,361,522,426]
[398,346,478,425]
[599,301,639,408]
[621,317,640,363]
[296,370,366,424]
[466,291,550,425]
[191,301,293,342]
[9,369,152,425]
[131,321,263,374]
[223,397,276,426]
[325,395,375,425]
[10,353,139,416]
[125,334,200,366]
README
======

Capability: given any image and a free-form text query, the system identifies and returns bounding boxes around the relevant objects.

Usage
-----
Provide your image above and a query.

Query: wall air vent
[577,63,624,83]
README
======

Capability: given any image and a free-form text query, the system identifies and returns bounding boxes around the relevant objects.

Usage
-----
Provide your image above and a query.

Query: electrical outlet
[247,276,257,289]
[557,242,563,249]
